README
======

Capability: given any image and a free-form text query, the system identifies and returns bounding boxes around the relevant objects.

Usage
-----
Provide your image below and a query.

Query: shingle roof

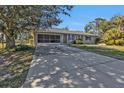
[37,28,98,36]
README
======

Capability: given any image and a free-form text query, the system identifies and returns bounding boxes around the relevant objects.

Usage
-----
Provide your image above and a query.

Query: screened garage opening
[37,34,60,43]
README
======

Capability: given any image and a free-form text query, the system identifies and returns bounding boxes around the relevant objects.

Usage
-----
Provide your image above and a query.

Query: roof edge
[37,28,98,36]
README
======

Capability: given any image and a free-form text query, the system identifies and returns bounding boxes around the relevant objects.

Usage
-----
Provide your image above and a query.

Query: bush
[101,28,124,45]
[115,39,124,45]
[95,37,100,44]
[16,45,30,51]
[106,40,115,45]
[9,45,33,52]
[73,39,83,44]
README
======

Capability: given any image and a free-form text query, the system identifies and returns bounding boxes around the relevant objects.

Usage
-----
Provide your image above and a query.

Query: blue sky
[57,5,124,31]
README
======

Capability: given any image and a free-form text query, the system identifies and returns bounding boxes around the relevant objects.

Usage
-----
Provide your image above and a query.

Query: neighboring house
[33,28,98,46]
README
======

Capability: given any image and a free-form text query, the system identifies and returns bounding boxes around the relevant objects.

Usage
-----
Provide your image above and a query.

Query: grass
[0,45,34,88]
[72,44,124,61]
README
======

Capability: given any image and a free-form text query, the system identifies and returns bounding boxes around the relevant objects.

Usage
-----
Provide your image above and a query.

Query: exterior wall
[83,36,97,44]
[60,34,63,44]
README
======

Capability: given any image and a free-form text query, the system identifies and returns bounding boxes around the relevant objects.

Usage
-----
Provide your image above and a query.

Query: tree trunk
[5,35,15,48]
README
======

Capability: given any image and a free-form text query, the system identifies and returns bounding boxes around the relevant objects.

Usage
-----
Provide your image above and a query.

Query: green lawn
[72,44,124,61]
[0,46,34,88]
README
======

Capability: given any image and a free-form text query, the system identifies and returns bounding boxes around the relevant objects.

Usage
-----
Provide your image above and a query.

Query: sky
[57,5,124,31]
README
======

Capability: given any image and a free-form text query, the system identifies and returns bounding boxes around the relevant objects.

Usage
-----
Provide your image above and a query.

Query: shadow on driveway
[22,45,124,88]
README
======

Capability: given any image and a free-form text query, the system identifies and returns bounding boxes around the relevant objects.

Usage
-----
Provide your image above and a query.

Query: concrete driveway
[23,45,124,88]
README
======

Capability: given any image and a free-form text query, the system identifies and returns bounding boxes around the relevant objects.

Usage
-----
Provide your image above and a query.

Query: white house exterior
[34,28,98,46]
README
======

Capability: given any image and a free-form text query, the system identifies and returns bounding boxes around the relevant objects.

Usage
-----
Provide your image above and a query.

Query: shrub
[101,28,124,45]
[95,37,101,44]
[17,45,33,51]
[8,45,33,52]
[73,39,83,44]
[115,39,124,45]
[106,40,115,45]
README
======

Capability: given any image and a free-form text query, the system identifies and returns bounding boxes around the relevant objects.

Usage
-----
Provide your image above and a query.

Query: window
[72,35,75,40]
[37,34,60,43]
[85,36,91,41]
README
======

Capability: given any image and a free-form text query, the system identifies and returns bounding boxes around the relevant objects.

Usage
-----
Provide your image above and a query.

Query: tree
[84,15,124,45]
[84,21,96,34]
[0,5,73,48]
[84,16,124,45]
[62,26,69,30]
[100,15,124,45]
[101,28,124,45]
[84,18,109,35]
[111,15,124,31]
[95,18,110,34]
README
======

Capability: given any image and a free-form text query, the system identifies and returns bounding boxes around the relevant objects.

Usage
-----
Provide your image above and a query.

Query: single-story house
[33,28,98,46]
[0,28,98,46]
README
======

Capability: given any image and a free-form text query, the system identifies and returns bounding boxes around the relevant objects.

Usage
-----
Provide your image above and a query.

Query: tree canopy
[84,15,124,45]
[0,5,73,48]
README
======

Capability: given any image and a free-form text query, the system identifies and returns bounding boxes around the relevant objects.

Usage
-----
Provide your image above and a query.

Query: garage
[37,34,60,43]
